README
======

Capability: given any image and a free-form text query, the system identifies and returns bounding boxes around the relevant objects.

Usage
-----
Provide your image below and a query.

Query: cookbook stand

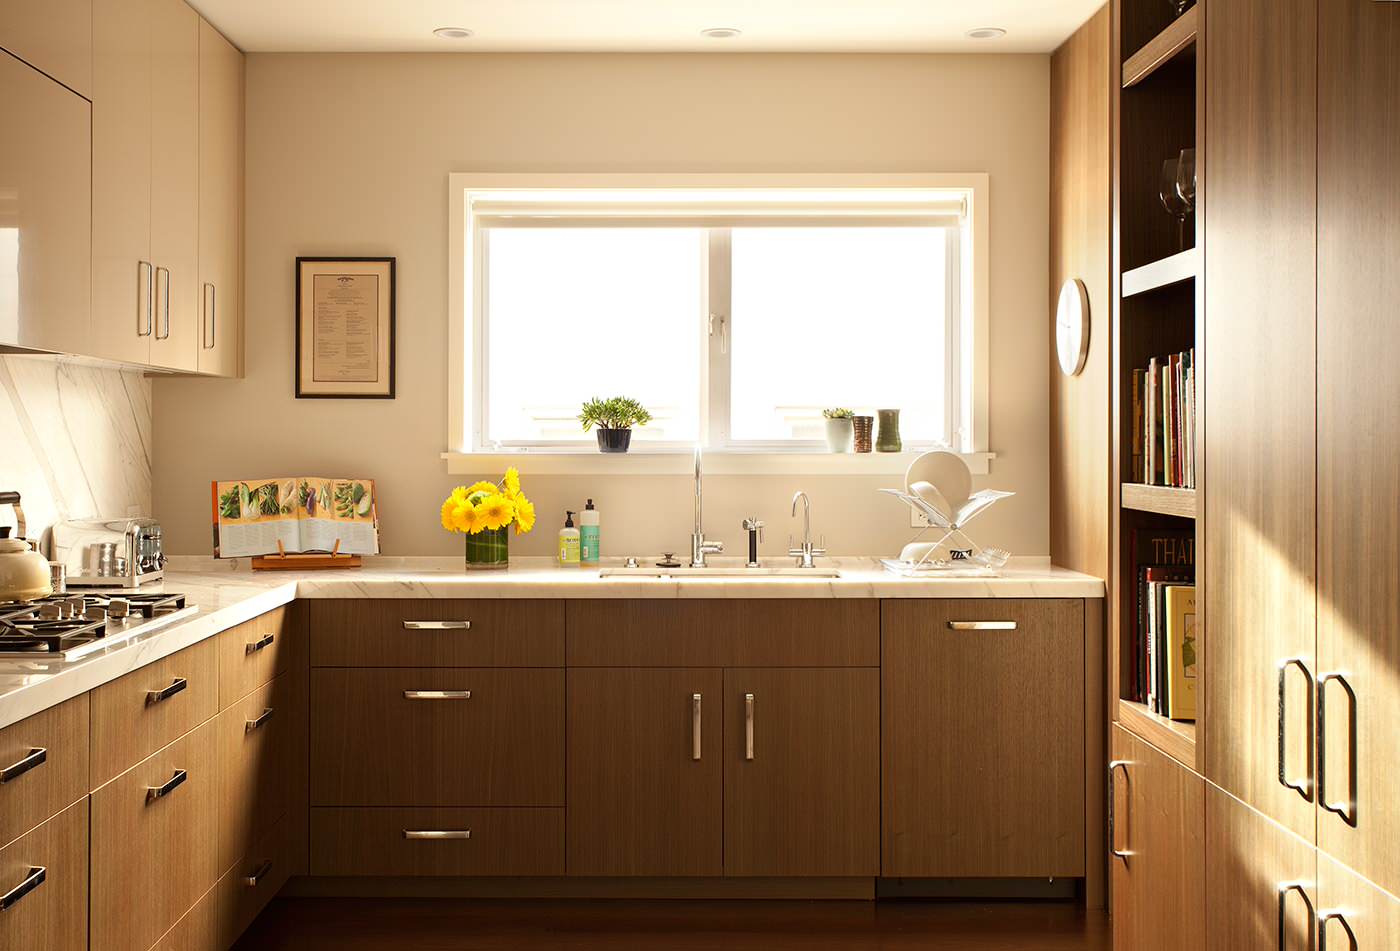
[877,487,1013,576]
[250,539,362,571]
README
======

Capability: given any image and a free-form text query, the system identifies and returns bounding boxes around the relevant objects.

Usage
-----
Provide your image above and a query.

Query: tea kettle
[0,491,53,601]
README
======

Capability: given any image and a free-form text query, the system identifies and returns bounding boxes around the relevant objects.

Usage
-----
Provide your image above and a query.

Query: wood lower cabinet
[149,888,216,951]
[311,808,564,877]
[215,810,303,950]
[0,798,87,951]
[0,694,87,851]
[1318,852,1400,951]
[566,668,722,876]
[218,673,297,875]
[723,668,879,877]
[216,605,294,710]
[1109,726,1203,951]
[309,600,564,668]
[881,599,1085,877]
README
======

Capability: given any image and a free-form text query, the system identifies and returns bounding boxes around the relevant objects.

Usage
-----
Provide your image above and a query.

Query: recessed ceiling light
[433,27,474,40]
[966,27,1008,40]
[700,27,742,39]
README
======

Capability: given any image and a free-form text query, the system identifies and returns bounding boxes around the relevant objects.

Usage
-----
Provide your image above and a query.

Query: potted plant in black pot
[579,396,653,453]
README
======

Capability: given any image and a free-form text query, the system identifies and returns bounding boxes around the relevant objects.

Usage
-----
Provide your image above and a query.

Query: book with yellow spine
[1165,585,1198,721]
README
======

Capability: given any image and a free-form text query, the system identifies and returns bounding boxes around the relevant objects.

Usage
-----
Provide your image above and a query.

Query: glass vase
[464,526,509,569]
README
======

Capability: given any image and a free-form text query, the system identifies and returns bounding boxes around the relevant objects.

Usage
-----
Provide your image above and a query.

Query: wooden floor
[233,899,1110,950]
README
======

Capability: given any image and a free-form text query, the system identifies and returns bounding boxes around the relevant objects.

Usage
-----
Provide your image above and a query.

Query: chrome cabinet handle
[1277,658,1315,800]
[403,690,471,700]
[154,266,171,340]
[1318,911,1357,951]
[147,677,188,705]
[245,633,275,654]
[692,693,702,761]
[403,830,471,840]
[1277,883,1315,951]
[245,708,275,732]
[137,261,153,336]
[403,620,471,630]
[744,693,755,761]
[0,866,45,911]
[0,747,46,784]
[947,620,1018,631]
[1107,760,1131,861]
[242,858,273,887]
[202,282,216,349]
[146,768,187,803]
[1317,672,1359,828]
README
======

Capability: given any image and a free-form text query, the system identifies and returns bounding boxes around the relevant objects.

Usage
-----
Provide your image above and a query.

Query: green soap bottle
[579,499,600,565]
[558,511,581,567]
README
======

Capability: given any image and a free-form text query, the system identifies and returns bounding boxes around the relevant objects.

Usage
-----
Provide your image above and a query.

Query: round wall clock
[1056,278,1090,376]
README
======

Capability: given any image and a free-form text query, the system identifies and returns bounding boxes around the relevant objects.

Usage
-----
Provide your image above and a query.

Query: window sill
[442,450,995,477]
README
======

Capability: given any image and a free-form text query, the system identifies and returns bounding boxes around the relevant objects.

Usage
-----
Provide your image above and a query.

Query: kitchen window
[447,174,990,472]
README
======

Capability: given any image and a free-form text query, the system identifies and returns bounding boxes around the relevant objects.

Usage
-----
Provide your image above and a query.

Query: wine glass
[1159,157,1189,251]
[1175,148,1197,246]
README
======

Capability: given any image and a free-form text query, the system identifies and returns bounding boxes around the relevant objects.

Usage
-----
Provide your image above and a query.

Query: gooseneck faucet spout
[690,445,724,567]
[788,490,826,568]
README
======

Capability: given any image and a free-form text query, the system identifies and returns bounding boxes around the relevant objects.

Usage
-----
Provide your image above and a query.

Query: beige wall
[154,52,1052,559]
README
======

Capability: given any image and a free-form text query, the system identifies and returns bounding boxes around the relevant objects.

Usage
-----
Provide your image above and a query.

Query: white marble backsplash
[0,354,152,547]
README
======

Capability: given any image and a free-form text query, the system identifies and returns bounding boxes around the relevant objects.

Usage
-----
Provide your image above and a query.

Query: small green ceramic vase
[875,409,903,453]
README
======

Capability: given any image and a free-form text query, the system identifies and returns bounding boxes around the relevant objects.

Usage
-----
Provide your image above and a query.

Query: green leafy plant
[579,396,653,432]
[822,407,854,419]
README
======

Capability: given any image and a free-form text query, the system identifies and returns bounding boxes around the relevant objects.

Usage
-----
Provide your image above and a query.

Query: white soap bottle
[579,499,600,565]
[558,511,581,567]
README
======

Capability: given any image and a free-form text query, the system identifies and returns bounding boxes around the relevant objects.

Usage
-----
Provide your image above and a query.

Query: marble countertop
[0,557,1102,730]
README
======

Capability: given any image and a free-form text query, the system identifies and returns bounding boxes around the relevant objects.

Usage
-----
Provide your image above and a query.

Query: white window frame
[445,173,992,476]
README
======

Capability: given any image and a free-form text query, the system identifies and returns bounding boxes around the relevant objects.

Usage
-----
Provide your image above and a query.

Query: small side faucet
[788,491,827,568]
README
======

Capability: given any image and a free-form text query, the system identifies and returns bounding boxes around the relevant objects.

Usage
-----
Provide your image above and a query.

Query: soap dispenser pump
[558,511,581,567]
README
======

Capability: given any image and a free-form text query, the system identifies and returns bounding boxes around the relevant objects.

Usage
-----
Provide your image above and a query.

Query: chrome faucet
[690,446,724,568]
[788,490,827,568]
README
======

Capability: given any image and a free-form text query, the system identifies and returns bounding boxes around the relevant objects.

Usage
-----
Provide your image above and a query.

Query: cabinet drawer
[309,599,563,667]
[215,810,301,951]
[0,798,87,951]
[91,719,218,951]
[218,673,298,876]
[217,605,295,708]
[148,886,215,951]
[91,637,218,787]
[566,600,880,667]
[311,667,564,806]
[0,693,88,850]
[310,807,564,876]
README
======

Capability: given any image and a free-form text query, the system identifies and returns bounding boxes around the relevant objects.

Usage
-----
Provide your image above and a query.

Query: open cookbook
[211,477,379,558]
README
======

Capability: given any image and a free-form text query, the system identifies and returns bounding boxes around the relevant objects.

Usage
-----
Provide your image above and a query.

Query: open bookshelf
[1110,0,1203,770]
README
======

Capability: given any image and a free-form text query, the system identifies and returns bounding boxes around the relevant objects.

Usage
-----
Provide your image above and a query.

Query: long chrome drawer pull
[403,690,471,700]
[242,859,273,887]
[0,747,47,784]
[403,620,471,630]
[1277,883,1315,951]
[245,708,275,732]
[147,677,188,705]
[1317,672,1359,828]
[403,830,471,840]
[245,633,275,654]
[947,620,1018,631]
[1107,760,1132,860]
[0,867,45,911]
[1277,658,1315,800]
[744,693,755,761]
[692,693,702,761]
[146,768,187,803]
[1318,911,1357,951]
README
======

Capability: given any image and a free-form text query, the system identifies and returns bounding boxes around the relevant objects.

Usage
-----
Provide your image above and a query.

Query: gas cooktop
[0,591,197,661]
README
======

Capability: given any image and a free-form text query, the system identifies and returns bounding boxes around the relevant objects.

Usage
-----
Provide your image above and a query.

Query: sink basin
[599,566,841,579]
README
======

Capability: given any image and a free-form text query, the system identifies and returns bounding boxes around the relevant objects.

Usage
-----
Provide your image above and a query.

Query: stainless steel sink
[599,566,841,579]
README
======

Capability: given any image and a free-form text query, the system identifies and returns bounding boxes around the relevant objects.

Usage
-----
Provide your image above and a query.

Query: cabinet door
[1205,783,1316,951]
[724,668,878,877]
[1110,726,1203,951]
[196,18,242,377]
[91,0,153,365]
[1318,853,1400,951]
[0,53,91,354]
[882,599,1084,877]
[0,799,87,951]
[0,0,92,97]
[146,0,198,371]
[566,668,721,876]
[1317,0,1400,900]
[1203,0,1319,843]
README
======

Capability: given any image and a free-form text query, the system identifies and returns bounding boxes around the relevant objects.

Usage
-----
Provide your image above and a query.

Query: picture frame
[295,256,396,398]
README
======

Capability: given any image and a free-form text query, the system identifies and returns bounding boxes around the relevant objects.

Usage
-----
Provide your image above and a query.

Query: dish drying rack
[877,487,1015,576]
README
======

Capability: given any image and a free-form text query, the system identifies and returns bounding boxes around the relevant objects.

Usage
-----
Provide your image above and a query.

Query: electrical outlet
[910,507,933,529]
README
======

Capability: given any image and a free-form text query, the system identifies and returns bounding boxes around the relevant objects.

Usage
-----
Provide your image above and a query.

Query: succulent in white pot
[822,407,855,453]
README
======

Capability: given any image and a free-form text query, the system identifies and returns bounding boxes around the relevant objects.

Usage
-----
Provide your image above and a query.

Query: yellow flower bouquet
[441,468,536,569]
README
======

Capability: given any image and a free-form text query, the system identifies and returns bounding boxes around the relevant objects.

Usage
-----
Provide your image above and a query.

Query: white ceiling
[188,0,1105,54]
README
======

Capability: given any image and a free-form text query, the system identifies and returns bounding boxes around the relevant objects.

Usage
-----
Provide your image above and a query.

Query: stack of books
[1129,528,1198,721]
[1130,349,1196,488]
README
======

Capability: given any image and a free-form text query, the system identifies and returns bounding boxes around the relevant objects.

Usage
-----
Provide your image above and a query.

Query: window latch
[708,313,728,354]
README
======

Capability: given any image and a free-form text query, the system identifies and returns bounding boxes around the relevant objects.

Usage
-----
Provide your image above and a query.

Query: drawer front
[215,811,301,951]
[91,719,219,951]
[91,637,219,787]
[148,887,215,951]
[0,693,88,850]
[567,600,880,667]
[309,599,564,667]
[310,807,564,876]
[0,798,87,951]
[218,673,298,876]
[311,668,564,807]
[217,605,295,709]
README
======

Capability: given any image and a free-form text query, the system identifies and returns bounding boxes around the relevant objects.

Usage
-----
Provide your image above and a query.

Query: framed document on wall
[295,257,396,398]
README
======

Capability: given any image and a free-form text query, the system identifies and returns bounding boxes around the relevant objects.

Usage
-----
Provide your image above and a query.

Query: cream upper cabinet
[0,0,92,98]
[197,19,243,377]
[0,52,92,354]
